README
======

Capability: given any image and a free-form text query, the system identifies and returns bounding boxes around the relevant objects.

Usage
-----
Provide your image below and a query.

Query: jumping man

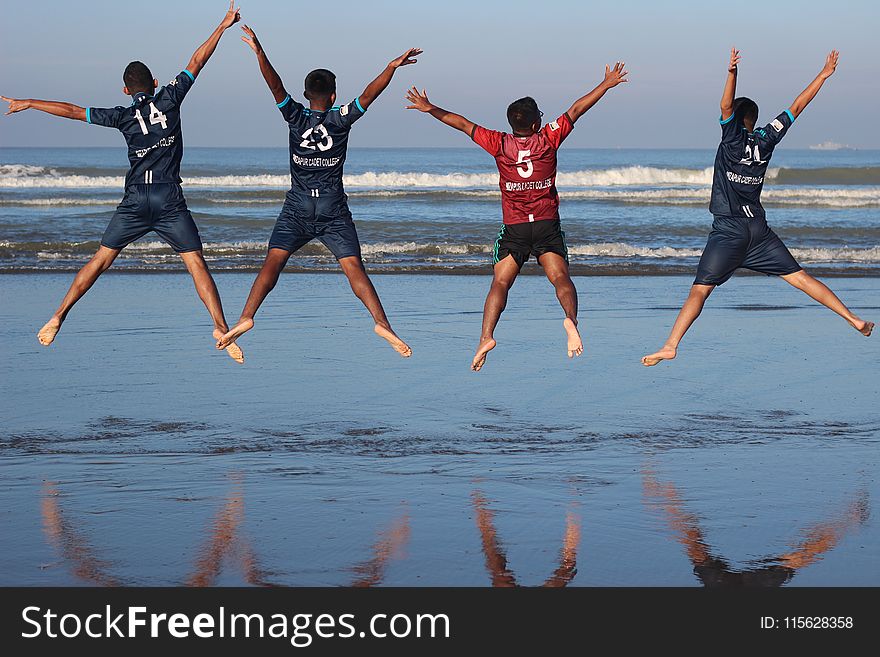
[2,2,246,363]
[216,26,417,358]
[642,49,872,367]
[405,63,628,370]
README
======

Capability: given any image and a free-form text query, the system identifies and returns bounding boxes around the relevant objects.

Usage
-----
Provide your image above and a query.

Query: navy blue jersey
[709,109,794,219]
[277,94,366,195]
[87,70,195,187]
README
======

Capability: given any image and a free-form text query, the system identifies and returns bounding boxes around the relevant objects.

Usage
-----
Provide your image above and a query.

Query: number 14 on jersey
[134,103,168,135]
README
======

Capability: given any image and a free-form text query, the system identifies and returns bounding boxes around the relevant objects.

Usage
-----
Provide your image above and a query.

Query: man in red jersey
[405,62,628,371]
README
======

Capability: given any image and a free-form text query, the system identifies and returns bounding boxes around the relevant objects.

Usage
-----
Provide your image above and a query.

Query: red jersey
[472,112,574,225]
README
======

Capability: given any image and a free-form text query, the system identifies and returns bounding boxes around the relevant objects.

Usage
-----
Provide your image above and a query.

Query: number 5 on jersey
[516,150,533,179]
[135,103,168,135]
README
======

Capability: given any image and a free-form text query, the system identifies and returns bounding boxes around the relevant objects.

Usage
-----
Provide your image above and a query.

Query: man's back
[472,112,574,224]
[710,109,794,219]
[278,95,366,196]
[87,71,196,187]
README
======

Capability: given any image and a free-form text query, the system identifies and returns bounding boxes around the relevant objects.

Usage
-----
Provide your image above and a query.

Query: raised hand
[820,49,839,79]
[728,47,741,72]
[240,24,262,53]
[602,62,628,88]
[221,1,241,30]
[389,48,423,69]
[404,87,434,112]
[1,96,29,115]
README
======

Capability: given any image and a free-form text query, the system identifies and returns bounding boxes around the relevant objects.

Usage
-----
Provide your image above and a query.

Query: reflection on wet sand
[41,482,123,586]
[351,510,411,587]
[471,491,580,587]
[41,479,410,587]
[642,468,869,587]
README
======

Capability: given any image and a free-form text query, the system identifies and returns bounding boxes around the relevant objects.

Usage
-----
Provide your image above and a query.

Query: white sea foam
[14,240,880,263]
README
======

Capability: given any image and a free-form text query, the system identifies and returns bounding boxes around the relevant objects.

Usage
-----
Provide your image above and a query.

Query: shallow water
[1,273,878,585]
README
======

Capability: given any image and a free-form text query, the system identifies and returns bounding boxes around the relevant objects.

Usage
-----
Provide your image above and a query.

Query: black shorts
[492,218,568,269]
[101,183,202,252]
[694,215,802,286]
[269,191,361,260]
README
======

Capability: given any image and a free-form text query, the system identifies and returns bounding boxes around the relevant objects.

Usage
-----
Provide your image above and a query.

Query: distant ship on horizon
[809,140,856,151]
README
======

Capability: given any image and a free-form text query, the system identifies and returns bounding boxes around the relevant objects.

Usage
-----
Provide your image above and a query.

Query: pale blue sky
[1,0,877,148]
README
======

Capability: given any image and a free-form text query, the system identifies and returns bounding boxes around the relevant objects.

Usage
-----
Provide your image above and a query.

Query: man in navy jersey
[2,2,246,362]
[642,49,872,367]
[405,63,628,371]
[216,25,418,358]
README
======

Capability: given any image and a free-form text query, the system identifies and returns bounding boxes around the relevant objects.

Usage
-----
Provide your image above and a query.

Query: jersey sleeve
[759,109,795,147]
[85,106,126,129]
[541,113,574,150]
[276,93,306,124]
[719,112,741,143]
[471,125,503,156]
[335,97,367,129]
[160,70,196,108]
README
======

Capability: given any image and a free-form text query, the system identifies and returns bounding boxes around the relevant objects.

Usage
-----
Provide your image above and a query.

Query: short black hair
[507,96,541,133]
[304,69,336,101]
[733,96,759,127]
[123,61,154,94]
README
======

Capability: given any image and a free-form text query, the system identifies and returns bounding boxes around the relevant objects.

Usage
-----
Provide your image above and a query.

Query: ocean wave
[3,163,879,190]
[5,239,879,263]
[3,186,877,208]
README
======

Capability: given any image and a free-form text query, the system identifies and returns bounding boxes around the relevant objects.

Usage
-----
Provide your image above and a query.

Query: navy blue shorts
[268,192,361,260]
[492,219,568,269]
[101,183,202,253]
[694,215,802,286]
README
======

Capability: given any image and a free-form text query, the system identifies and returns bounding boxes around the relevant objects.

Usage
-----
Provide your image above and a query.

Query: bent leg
[473,255,520,372]
[38,246,120,346]
[641,284,715,366]
[338,256,412,358]
[538,252,582,358]
[782,269,873,336]
[179,250,244,363]
[217,248,291,349]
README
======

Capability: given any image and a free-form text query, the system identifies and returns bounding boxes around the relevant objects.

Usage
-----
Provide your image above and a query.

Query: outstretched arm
[358,48,422,110]
[240,24,287,104]
[788,50,839,119]
[566,61,628,123]
[720,47,741,121]
[404,87,475,135]
[185,1,241,79]
[1,97,85,121]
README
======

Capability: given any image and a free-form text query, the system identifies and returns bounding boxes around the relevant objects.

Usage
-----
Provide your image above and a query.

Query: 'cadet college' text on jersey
[472,112,574,225]
[87,71,196,187]
[710,109,795,219]
[278,94,366,196]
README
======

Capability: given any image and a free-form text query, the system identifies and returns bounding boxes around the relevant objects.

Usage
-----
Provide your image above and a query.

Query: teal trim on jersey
[355,96,365,113]
[719,113,735,125]
[85,108,92,124]
[330,106,340,111]
[492,225,506,265]
[277,95,291,108]
[183,69,195,82]
[784,109,795,123]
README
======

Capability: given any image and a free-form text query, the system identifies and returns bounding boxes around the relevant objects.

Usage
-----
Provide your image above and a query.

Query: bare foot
[563,318,583,358]
[374,324,412,358]
[471,337,496,372]
[37,316,62,346]
[213,329,244,364]
[217,318,254,350]
[855,320,874,337]
[641,345,677,367]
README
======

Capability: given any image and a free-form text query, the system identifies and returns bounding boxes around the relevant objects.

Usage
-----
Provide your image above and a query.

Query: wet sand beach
[1,273,878,586]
